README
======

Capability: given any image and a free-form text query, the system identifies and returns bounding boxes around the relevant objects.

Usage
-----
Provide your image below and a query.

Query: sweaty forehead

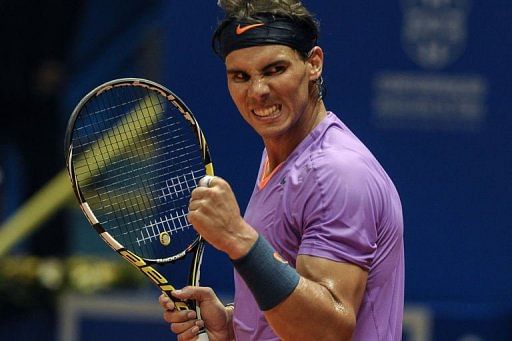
[225,44,301,70]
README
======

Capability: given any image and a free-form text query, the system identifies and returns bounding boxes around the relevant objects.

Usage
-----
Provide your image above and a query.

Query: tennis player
[160,1,404,340]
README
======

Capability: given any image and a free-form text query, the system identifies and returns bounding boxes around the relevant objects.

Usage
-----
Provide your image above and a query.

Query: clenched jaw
[252,104,282,119]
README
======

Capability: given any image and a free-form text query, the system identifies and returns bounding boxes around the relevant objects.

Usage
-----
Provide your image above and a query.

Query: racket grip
[197,331,209,340]
[162,289,190,311]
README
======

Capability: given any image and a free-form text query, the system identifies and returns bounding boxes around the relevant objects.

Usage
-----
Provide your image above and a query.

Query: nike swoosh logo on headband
[236,23,265,35]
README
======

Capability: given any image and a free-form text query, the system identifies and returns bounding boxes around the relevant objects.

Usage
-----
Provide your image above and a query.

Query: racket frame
[65,78,213,313]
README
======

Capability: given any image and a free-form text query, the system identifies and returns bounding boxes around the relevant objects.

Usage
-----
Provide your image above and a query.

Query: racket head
[65,78,213,263]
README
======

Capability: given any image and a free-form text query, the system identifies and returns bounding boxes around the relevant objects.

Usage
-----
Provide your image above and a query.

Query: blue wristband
[232,234,300,311]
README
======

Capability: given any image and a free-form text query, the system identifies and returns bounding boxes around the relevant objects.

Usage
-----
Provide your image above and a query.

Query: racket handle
[162,289,190,311]
[197,331,209,340]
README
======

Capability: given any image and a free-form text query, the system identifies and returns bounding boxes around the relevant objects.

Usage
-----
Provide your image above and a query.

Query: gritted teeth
[252,104,281,117]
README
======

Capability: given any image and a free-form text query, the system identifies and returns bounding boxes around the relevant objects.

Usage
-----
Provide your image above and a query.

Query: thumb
[172,286,215,302]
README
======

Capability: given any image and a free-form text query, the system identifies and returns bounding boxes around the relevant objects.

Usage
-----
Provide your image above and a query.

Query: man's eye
[265,66,286,76]
[232,73,249,82]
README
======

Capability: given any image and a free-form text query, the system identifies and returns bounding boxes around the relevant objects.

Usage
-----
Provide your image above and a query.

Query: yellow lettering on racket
[161,284,177,292]
[160,285,189,310]
[141,266,167,285]
[120,250,146,267]
[120,250,173,286]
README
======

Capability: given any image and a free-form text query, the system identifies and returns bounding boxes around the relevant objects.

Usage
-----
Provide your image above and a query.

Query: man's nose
[247,77,270,100]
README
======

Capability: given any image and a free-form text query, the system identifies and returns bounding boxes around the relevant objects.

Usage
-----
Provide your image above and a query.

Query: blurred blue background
[0,1,511,340]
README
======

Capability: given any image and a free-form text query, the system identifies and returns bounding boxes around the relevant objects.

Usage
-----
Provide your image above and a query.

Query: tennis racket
[65,78,212,340]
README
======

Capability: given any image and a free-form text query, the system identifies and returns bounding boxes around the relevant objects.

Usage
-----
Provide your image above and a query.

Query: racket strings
[72,85,205,259]
[78,90,149,253]
[129,92,199,254]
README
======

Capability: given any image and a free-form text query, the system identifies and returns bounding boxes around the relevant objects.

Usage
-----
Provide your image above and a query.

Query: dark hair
[217,0,318,22]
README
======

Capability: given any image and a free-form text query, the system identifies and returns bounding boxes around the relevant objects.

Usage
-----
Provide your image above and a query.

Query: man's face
[225,45,316,142]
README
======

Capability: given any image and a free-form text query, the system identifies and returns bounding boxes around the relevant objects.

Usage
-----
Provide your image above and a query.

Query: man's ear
[307,46,324,81]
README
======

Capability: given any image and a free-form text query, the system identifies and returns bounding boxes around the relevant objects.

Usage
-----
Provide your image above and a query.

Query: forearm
[264,277,356,341]
[231,235,366,341]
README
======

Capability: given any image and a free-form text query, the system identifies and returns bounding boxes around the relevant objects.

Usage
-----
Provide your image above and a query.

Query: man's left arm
[264,254,367,341]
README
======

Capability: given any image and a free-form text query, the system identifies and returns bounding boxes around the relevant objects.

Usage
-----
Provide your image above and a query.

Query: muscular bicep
[296,254,368,317]
[263,254,368,340]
